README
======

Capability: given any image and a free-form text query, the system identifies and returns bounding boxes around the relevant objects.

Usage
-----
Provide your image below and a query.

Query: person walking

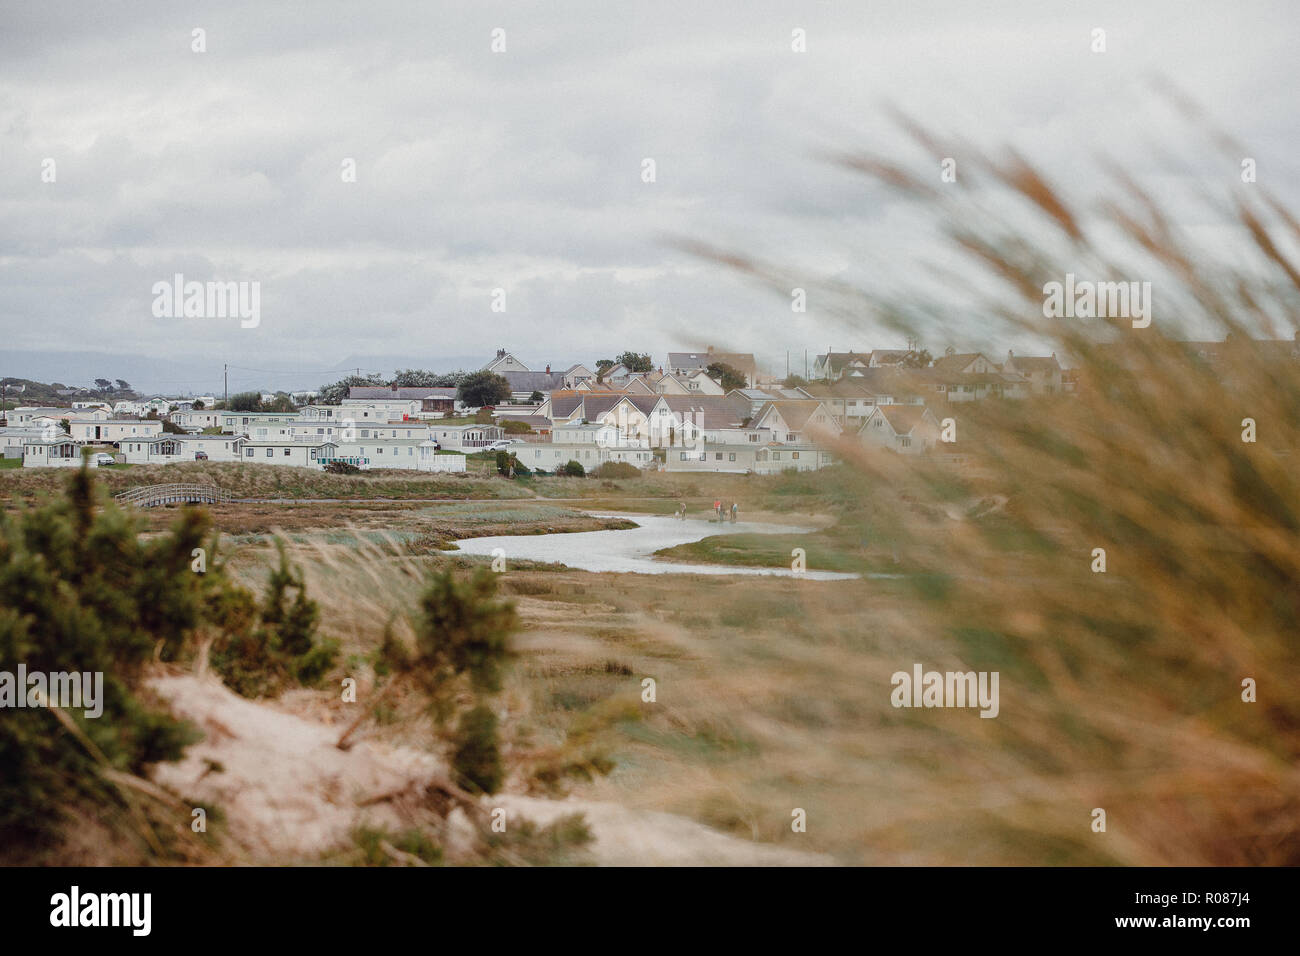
[730,502,739,523]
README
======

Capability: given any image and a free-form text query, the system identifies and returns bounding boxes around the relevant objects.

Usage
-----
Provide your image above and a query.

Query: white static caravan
[239,439,338,468]
[22,437,86,468]
[0,427,47,459]
[428,424,504,450]
[120,434,244,464]
[338,399,421,422]
[330,438,427,470]
[170,409,224,432]
[68,419,164,443]
[219,411,301,436]
[665,443,832,474]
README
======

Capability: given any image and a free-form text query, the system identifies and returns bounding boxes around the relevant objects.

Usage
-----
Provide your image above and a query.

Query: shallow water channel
[446,512,859,579]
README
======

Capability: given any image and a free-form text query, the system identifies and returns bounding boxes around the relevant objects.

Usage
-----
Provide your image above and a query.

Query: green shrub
[560,460,585,477]
[591,461,639,480]
[452,704,504,795]
[0,464,207,850]
[207,540,337,698]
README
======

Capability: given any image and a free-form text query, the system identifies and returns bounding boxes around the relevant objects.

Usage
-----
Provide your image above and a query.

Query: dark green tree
[228,391,263,412]
[706,361,747,391]
[615,351,653,373]
[458,371,511,407]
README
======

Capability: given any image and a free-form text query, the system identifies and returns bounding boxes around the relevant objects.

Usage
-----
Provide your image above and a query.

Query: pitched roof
[581,393,659,419]
[813,351,871,373]
[500,370,567,392]
[666,351,757,375]
[874,405,934,436]
[656,395,749,429]
[1005,355,1061,373]
[348,386,458,400]
[931,353,987,374]
[754,400,832,433]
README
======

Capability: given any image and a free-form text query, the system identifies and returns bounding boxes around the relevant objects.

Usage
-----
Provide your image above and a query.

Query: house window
[792,452,800,460]
[246,448,254,457]
[728,453,736,462]
[265,448,273,457]
[748,434,758,442]
[283,448,290,456]
[311,449,317,460]
[900,437,912,448]
[714,452,722,460]
[680,452,688,461]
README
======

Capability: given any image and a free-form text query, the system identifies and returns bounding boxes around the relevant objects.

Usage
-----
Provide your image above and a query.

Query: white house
[750,401,839,445]
[858,405,942,454]
[683,369,725,395]
[551,422,622,446]
[484,349,530,374]
[561,364,595,388]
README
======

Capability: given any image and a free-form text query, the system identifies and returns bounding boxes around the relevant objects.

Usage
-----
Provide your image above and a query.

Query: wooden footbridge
[113,483,233,508]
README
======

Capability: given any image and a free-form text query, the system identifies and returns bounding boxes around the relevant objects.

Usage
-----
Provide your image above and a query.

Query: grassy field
[0,460,532,505]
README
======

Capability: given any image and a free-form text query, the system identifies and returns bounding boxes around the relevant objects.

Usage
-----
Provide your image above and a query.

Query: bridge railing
[113,483,232,507]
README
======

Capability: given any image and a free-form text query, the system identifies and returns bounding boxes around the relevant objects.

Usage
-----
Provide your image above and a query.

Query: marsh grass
[671,110,1300,864]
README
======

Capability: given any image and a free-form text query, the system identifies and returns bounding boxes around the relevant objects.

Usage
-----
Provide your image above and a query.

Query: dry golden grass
[668,116,1300,864]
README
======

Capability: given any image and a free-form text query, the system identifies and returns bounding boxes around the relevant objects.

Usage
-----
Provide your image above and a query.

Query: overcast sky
[2,0,1297,392]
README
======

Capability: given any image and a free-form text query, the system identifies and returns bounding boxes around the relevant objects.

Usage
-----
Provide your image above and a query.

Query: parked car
[194,451,209,460]
[93,453,116,467]
[485,440,513,451]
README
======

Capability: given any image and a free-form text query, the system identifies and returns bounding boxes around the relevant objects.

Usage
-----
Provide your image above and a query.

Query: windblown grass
[672,110,1300,864]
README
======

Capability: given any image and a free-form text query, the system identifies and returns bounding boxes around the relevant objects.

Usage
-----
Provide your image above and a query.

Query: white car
[93,453,117,467]
[485,440,513,451]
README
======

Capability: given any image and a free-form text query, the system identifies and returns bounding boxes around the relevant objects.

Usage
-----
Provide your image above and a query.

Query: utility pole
[224,363,228,405]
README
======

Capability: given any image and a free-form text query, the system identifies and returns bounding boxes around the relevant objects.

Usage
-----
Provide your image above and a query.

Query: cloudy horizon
[3,0,1298,394]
